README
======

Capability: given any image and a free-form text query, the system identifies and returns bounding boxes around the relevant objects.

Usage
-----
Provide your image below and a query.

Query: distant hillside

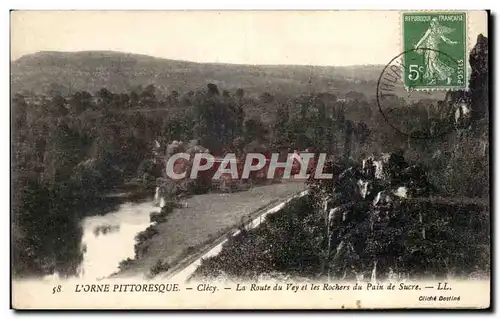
[11,51,387,98]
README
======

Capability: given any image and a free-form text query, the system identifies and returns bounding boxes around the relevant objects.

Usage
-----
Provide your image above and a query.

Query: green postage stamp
[403,12,467,90]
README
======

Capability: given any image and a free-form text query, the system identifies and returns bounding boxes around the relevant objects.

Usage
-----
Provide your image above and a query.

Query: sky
[10,10,488,66]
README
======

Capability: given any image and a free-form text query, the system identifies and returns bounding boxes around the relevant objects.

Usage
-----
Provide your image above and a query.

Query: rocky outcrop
[469,34,489,128]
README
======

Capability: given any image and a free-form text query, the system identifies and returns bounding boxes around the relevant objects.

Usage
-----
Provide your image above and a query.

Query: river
[40,183,306,281]
[77,200,158,280]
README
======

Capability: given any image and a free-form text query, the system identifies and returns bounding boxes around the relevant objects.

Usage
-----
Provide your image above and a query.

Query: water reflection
[77,201,157,280]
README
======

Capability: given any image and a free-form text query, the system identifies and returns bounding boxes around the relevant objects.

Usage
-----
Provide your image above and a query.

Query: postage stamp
[402,12,467,90]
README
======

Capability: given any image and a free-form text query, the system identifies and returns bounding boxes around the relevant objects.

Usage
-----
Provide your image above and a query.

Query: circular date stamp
[376,48,466,140]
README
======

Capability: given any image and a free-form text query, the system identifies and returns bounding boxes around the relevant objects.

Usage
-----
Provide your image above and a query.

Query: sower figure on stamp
[414,17,458,85]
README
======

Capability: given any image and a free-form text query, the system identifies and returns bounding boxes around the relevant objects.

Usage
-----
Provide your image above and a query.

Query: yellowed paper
[11,10,490,310]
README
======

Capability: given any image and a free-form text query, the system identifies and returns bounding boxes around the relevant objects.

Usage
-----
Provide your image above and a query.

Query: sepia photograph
[10,10,490,309]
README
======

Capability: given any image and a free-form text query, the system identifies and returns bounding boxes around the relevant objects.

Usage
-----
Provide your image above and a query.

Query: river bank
[112,182,307,278]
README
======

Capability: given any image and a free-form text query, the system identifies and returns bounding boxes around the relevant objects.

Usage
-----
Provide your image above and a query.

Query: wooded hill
[12,51,401,99]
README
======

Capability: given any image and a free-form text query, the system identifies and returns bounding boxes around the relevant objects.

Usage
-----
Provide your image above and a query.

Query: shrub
[134,225,159,259]
[150,211,167,224]
[118,258,135,271]
[428,135,489,198]
[149,259,170,277]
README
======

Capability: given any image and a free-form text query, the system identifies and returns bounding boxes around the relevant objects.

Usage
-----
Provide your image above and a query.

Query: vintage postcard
[10,10,490,310]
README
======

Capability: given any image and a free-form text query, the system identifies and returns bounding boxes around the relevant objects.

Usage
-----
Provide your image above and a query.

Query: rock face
[438,34,488,135]
[468,34,489,129]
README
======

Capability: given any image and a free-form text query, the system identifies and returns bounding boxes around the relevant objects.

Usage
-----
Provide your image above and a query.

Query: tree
[97,88,113,106]
[207,83,220,96]
[235,88,245,100]
[244,118,268,143]
[345,91,366,101]
[272,103,291,148]
[168,90,180,106]
[69,91,93,114]
[51,94,69,117]
[259,92,274,104]
[140,84,157,107]
[12,93,28,131]
[343,120,354,161]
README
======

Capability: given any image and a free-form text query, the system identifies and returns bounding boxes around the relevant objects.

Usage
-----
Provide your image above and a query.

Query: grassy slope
[116,182,307,277]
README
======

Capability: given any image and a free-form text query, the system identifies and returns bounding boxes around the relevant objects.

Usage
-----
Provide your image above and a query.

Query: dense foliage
[191,192,489,281]
[190,34,490,281]
[12,35,489,278]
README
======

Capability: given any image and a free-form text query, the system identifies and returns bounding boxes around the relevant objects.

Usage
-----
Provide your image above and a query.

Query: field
[116,182,306,277]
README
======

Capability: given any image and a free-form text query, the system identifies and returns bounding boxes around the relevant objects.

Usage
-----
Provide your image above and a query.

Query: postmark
[377,48,462,139]
[402,12,467,90]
